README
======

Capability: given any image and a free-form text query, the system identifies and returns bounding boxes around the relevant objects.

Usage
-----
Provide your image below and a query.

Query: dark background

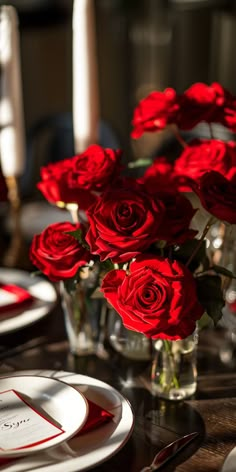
[1,0,236,192]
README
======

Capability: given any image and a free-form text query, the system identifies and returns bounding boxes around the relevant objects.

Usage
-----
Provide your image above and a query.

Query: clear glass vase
[151,329,198,400]
[106,308,152,361]
[60,266,101,356]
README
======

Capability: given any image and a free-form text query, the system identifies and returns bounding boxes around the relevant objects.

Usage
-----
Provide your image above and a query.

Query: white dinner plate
[0,268,57,334]
[0,370,134,471]
[221,446,236,472]
[0,375,88,457]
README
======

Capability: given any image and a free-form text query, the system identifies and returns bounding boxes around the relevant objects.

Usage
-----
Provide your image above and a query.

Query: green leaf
[174,239,209,271]
[127,158,152,169]
[196,275,224,326]
[197,312,214,330]
[30,270,42,277]
[65,229,90,250]
[100,259,114,273]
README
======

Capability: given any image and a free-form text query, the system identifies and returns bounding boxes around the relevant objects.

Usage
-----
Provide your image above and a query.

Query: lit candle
[72,0,99,153]
[0,6,25,177]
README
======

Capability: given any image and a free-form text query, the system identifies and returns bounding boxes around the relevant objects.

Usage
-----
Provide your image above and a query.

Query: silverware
[140,431,199,471]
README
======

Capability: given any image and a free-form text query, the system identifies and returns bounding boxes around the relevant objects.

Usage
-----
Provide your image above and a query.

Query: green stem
[209,123,214,139]
[163,340,180,390]
[170,124,188,149]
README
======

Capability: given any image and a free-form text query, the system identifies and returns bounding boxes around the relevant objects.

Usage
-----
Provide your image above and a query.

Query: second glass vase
[151,329,198,400]
[106,308,152,360]
[60,266,101,356]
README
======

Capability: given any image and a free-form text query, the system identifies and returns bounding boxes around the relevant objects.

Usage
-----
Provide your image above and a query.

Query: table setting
[1,1,236,471]
[0,268,57,334]
[0,370,134,472]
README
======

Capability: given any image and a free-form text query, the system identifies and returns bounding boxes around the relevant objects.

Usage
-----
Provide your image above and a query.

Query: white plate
[0,375,88,457]
[221,446,236,472]
[0,269,57,334]
[0,370,134,471]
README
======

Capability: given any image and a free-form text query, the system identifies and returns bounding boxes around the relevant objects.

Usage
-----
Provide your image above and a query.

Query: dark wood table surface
[0,291,236,472]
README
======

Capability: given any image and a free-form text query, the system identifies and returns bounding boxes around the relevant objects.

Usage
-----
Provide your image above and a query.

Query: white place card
[0,390,64,450]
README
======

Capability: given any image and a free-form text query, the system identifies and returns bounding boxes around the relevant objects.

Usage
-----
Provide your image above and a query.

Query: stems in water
[209,123,214,139]
[163,340,180,389]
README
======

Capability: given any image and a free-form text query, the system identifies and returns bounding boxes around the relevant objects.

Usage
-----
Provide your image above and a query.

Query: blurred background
[1,0,236,250]
[1,0,236,162]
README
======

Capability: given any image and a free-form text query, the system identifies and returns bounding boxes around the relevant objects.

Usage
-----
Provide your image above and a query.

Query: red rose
[157,192,197,244]
[141,162,197,243]
[190,171,236,224]
[68,145,122,192]
[178,81,236,132]
[222,103,236,133]
[101,255,204,340]
[174,138,236,191]
[85,183,165,263]
[40,158,73,181]
[131,88,179,138]
[141,157,177,193]
[30,221,91,282]
[37,158,96,210]
[177,82,225,130]
[209,82,236,132]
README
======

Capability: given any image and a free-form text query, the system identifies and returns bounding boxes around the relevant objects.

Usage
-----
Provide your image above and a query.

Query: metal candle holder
[3,175,28,268]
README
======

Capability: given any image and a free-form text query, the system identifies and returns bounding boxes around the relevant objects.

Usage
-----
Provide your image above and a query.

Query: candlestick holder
[3,175,29,269]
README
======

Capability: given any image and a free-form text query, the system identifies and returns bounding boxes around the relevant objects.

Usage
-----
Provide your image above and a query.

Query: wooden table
[0,299,236,472]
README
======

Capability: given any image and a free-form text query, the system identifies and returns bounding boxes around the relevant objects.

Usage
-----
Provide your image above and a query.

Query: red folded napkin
[0,398,114,465]
[77,399,114,435]
[0,283,34,316]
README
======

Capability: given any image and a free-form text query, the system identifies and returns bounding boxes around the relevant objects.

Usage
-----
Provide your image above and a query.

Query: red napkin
[77,399,114,435]
[0,284,34,316]
[0,399,114,465]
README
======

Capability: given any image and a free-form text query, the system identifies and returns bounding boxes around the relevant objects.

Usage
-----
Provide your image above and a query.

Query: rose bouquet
[29,81,236,397]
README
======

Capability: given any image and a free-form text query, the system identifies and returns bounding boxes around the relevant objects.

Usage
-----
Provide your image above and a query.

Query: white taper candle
[72,0,100,154]
[0,6,25,177]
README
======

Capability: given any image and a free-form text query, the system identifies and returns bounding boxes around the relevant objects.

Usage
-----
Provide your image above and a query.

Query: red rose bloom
[217,84,236,132]
[157,192,197,244]
[141,162,197,243]
[40,158,73,181]
[68,145,122,192]
[30,221,91,282]
[190,171,236,224]
[174,138,236,190]
[131,88,179,138]
[37,158,96,210]
[85,183,165,263]
[141,157,177,193]
[101,255,204,340]
[177,82,226,130]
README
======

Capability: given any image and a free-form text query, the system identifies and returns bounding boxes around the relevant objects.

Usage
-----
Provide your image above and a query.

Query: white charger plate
[0,375,88,457]
[0,370,134,471]
[0,268,57,334]
[221,446,236,472]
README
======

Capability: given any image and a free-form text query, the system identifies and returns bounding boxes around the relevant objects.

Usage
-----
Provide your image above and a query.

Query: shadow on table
[113,386,205,472]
